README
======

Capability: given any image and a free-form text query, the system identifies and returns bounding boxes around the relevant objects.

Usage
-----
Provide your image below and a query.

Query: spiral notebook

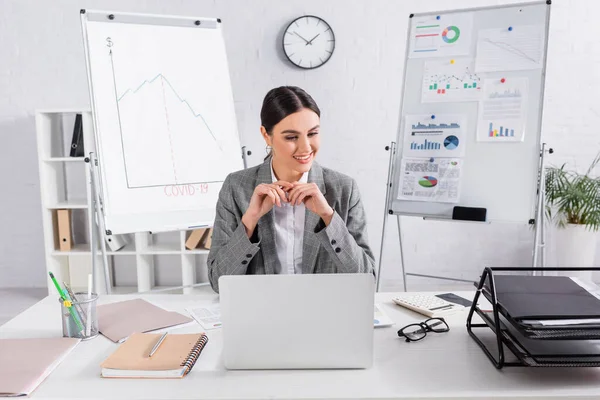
[100,332,208,378]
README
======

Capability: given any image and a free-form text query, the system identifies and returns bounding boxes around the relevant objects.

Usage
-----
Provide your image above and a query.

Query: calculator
[392,294,463,318]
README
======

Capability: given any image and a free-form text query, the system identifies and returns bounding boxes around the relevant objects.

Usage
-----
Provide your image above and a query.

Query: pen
[62,285,84,326]
[149,332,168,357]
[49,272,84,332]
[49,272,66,299]
[63,281,87,326]
[430,305,453,311]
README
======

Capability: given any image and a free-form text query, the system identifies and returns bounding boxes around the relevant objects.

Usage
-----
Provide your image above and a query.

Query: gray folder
[493,276,600,320]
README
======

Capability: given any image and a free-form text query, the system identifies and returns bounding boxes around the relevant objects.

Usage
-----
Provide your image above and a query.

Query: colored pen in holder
[59,292,99,340]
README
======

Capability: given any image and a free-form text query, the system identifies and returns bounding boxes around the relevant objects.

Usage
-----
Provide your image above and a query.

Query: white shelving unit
[36,109,211,297]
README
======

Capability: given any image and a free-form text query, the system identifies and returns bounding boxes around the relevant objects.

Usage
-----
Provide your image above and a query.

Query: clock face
[283,15,335,69]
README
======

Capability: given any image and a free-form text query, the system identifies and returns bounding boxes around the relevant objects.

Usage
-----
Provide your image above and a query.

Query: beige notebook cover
[0,337,80,396]
[97,299,193,343]
[101,332,208,378]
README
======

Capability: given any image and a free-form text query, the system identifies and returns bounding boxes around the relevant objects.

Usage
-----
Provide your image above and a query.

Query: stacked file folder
[467,267,600,368]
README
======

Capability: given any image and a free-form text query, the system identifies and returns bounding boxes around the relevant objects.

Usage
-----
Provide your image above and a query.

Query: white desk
[2,289,600,399]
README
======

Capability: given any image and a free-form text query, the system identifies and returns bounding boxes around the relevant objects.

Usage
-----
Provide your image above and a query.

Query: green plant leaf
[544,153,600,232]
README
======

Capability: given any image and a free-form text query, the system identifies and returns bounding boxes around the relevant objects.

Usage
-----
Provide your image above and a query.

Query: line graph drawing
[475,25,544,72]
[109,48,227,189]
[117,73,220,149]
[480,38,537,63]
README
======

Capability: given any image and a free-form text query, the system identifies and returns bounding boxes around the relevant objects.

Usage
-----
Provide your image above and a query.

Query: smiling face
[261,108,320,182]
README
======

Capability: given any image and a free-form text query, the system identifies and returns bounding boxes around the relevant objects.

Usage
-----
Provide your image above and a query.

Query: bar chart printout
[403,114,467,157]
[477,77,528,142]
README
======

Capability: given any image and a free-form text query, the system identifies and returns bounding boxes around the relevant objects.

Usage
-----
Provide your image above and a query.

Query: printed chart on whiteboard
[409,13,473,58]
[398,158,462,203]
[403,114,467,158]
[422,58,483,103]
[477,77,528,142]
[475,25,545,72]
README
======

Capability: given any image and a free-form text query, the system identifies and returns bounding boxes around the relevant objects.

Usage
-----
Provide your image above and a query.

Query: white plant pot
[554,224,598,281]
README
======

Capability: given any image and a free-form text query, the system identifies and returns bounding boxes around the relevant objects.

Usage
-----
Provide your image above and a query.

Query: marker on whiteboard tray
[188,224,209,229]
[431,114,436,119]
[429,157,435,162]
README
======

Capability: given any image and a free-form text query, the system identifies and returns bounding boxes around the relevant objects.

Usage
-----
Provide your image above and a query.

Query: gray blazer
[207,160,375,293]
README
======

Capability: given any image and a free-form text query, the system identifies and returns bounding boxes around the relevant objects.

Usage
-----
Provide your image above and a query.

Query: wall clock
[282,15,335,69]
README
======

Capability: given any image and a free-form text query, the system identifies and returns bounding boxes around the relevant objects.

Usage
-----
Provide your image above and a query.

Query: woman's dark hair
[261,86,320,160]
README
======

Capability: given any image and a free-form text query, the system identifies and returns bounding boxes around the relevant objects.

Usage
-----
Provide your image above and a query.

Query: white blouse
[270,161,308,275]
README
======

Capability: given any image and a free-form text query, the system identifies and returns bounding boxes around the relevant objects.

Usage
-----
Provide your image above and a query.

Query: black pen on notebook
[149,332,168,357]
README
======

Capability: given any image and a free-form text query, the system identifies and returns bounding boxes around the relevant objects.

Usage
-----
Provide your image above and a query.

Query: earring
[265,145,272,154]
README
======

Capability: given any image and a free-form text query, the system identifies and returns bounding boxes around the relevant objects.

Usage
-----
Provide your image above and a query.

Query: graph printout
[397,158,462,203]
[477,77,528,142]
[403,114,467,158]
[475,25,545,72]
[422,58,483,103]
[409,13,473,58]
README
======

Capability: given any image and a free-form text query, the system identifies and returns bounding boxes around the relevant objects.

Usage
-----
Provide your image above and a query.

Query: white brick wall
[0,0,598,288]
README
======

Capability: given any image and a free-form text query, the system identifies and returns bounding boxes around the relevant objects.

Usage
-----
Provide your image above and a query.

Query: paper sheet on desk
[185,304,394,330]
[374,304,394,328]
[186,305,222,330]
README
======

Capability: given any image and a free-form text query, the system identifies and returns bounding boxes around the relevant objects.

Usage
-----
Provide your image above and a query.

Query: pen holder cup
[59,292,99,340]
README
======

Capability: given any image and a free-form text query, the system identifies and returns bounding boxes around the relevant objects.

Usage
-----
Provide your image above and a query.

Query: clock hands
[307,33,321,45]
[293,31,310,45]
[294,32,321,46]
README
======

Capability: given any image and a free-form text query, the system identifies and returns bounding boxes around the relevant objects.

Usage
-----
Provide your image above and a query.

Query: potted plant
[544,153,600,280]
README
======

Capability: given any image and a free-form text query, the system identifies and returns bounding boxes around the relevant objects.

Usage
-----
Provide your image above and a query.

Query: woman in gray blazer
[207,86,375,293]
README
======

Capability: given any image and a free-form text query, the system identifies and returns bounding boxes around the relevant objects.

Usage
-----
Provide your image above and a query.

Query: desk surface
[2,289,600,400]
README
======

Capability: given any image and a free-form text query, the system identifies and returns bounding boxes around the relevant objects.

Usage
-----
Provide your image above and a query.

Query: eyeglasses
[397,317,450,342]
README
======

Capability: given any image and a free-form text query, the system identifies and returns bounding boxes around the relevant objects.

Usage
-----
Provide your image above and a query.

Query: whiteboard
[390,1,550,223]
[81,10,244,234]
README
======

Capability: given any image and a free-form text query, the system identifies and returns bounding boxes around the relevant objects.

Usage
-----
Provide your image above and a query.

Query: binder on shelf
[467,266,600,369]
[100,332,209,378]
[56,209,72,251]
[69,113,84,157]
[200,228,213,249]
[105,233,129,252]
[185,229,207,250]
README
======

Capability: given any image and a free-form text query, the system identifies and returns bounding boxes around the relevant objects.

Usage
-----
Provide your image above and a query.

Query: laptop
[219,273,375,370]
